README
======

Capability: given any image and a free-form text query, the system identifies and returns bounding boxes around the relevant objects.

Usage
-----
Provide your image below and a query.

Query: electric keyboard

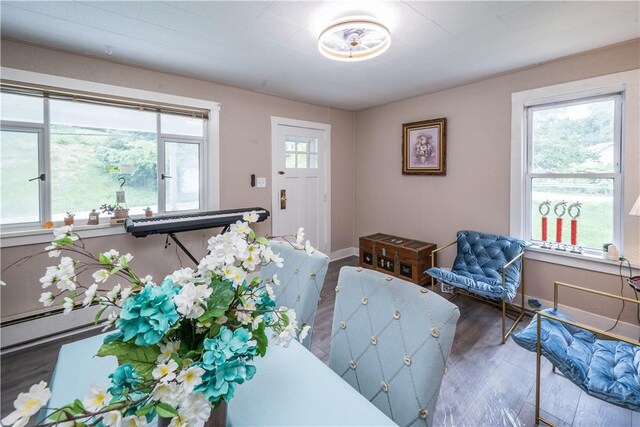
[124,207,270,237]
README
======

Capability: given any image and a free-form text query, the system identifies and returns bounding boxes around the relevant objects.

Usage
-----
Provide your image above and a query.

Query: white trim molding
[330,247,358,261]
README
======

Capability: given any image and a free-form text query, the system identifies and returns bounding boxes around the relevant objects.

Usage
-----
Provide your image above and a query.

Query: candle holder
[539,200,552,249]
[568,202,583,254]
[554,201,567,251]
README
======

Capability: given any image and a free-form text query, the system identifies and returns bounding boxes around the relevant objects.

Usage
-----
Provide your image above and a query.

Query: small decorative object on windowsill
[2,215,315,427]
[87,209,100,225]
[539,201,551,249]
[100,204,130,225]
[602,243,618,261]
[568,202,583,254]
[144,207,153,218]
[63,212,75,226]
[554,201,567,251]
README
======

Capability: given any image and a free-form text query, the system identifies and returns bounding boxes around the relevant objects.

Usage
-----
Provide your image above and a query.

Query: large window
[0,89,208,226]
[524,94,622,251]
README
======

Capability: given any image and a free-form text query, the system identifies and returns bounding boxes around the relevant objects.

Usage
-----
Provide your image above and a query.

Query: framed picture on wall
[402,117,447,175]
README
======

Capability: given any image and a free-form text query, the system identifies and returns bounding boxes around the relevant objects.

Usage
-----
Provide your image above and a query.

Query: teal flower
[202,327,256,368]
[197,359,256,402]
[116,281,179,346]
[108,363,140,397]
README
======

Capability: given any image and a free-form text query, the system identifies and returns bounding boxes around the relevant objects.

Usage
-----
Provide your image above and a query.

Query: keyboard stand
[167,232,199,265]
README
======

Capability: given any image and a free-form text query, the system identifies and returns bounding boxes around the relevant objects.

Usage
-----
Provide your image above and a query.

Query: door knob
[280,189,287,209]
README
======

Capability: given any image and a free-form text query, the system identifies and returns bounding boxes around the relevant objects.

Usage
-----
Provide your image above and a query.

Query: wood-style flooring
[2,256,638,426]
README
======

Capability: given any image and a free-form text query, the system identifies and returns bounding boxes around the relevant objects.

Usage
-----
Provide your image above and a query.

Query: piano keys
[124,207,270,238]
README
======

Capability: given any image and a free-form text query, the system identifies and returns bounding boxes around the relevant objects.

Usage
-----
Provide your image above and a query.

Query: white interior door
[271,117,330,254]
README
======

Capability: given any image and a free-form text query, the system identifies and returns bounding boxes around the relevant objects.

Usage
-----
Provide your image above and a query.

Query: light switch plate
[256,177,267,188]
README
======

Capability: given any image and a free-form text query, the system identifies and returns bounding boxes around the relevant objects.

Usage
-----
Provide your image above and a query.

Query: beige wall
[0,40,355,320]
[354,39,640,323]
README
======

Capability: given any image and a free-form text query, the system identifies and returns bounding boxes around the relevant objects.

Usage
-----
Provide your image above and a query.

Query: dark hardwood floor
[2,256,638,426]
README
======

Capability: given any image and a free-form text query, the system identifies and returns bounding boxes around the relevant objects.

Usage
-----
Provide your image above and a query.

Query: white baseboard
[518,292,640,341]
[1,305,105,350]
[330,247,358,261]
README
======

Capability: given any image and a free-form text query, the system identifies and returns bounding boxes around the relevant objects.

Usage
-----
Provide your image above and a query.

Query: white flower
[152,359,178,382]
[304,240,315,256]
[157,340,181,363]
[121,415,147,427]
[139,275,153,284]
[175,392,211,427]
[151,382,179,406]
[177,366,205,393]
[83,284,99,307]
[102,311,119,331]
[45,244,61,258]
[93,269,110,283]
[0,280,5,286]
[230,220,251,235]
[82,385,112,412]
[102,249,120,262]
[39,292,55,307]
[242,210,259,223]
[272,274,281,287]
[1,381,51,427]
[106,283,122,302]
[62,297,74,314]
[299,324,311,342]
[119,286,132,304]
[101,410,122,427]
[116,253,133,268]
[295,227,305,245]
[53,225,78,242]
[167,267,196,286]
[39,266,58,289]
[173,283,212,319]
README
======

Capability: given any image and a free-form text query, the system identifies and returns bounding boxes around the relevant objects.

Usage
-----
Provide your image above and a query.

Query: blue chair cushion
[512,308,640,411]
[427,230,525,302]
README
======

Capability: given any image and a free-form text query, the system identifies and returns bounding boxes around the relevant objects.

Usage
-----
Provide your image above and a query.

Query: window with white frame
[524,93,623,252]
[0,88,209,226]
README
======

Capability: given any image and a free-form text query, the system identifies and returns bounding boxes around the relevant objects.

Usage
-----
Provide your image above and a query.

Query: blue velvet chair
[513,281,640,426]
[329,267,460,427]
[260,240,329,349]
[427,230,526,344]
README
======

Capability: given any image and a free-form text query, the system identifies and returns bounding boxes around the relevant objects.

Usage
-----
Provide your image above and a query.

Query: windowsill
[525,244,639,276]
[0,220,129,248]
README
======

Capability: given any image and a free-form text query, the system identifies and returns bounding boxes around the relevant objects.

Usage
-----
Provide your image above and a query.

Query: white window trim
[510,69,640,275]
[0,67,221,248]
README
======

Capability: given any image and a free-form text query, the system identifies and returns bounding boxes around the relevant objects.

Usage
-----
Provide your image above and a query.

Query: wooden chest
[359,233,437,286]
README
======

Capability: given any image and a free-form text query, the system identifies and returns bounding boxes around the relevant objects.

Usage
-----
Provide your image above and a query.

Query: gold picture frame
[402,118,447,175]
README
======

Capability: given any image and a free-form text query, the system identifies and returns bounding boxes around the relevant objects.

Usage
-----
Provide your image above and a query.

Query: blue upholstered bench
[512,281,640,425]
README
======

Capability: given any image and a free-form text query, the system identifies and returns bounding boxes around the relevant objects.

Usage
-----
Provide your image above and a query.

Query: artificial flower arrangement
[2,212,313,427]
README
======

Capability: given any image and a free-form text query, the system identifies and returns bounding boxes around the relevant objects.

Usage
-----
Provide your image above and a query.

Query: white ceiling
[1,1,638,111]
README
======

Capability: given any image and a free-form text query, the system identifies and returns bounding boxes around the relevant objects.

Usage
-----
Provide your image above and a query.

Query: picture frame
[402,117,447,175]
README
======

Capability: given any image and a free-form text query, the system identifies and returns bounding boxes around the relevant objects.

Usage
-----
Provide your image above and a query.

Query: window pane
[309,139,318,153]
[531,98,616,173]
[309,154,318,169]
[1,93,43,123]
[285,141,296,151]
[165,142,199,212]
[49,100,157,219]
[296,142,308,153]
[285,153,295,168]
[531,178,613,250]
[296,153,307,168]
[0,130,40,224]
[161,114,204,137]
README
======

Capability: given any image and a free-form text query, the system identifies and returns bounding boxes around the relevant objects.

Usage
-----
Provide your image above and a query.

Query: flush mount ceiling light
[318,18,391,62]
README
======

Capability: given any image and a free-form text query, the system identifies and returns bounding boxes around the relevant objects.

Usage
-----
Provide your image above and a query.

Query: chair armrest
[537,310,640,347]
[501,251,524,288]
[430,240,457,288]
[553,281,640,310]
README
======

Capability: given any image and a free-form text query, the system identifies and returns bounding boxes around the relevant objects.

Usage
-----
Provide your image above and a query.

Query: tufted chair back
[450,230,525,301]
[329,267,460,427]
[260,240,329,349]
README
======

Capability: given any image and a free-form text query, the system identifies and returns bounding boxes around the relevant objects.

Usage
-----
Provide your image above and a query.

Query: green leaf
[97,341,160,380]
[94,306,107,324]
[156,403,178,418]
[135,403,155,417]
[248,230,256,240]
[198,281,235,322]
[99,253,112,266]
[250,276,261,287]
[47,410,69,422]
[256,237,270,245]
[253,322,268,357]
[72,399,84,412]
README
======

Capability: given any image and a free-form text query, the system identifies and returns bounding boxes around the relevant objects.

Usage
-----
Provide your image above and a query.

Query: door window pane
[531,177,613,250]
[285,153,296,169]
[165,142,199,212]
[0,130,40,224]
[161,114,204,137]
[309,154,318,168]
[296,153,307,168]
[531,99,616,173]
[49,100,157,219]
[1,92,44,123]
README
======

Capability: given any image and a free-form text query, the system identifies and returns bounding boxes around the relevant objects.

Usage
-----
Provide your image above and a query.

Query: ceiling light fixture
[318,18,391,62]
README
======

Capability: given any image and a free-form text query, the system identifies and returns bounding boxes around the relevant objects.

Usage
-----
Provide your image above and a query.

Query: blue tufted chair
[329,267,460,427]
[260,240,329,349]
[427,230,526,344]
[512,281,640,425]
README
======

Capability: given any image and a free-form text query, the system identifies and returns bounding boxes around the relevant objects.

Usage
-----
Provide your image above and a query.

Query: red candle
[571,219,577,246]
[556,218,563,243]
[541,217,548,242]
